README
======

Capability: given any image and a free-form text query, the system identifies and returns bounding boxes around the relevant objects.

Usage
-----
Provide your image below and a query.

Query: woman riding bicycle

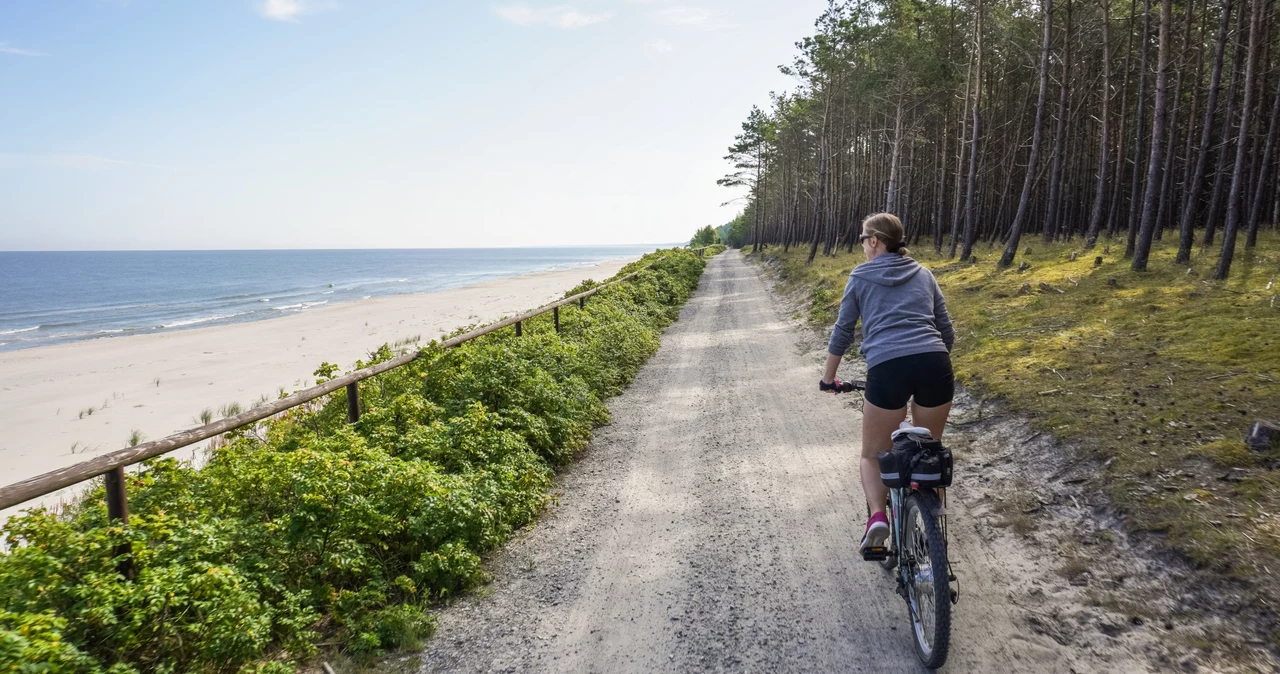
[819,212,955,554]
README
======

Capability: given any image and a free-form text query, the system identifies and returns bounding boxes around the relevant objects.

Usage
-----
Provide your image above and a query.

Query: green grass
[759,232,1280,591]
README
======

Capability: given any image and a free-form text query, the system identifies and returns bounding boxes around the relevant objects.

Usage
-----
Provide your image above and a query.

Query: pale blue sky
[0,0,825,250]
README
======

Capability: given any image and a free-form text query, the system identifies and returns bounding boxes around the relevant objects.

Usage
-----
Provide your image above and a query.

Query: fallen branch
[1205,372,1246,381]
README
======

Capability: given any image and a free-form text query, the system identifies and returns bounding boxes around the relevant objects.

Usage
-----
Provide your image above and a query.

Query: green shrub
[0,248,706,672]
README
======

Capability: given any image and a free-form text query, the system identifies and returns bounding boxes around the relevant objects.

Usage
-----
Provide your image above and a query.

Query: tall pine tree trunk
[960,0,985,262]
[1044,0,1074,243]
[1245,66,1280,247]
[999,0,1054,267]
[887,84,907,214]
[1214,0,1262,279]
[1132,0,1172,270]
[949,28,977,258]
[934,103,950,252]
[1107,0,1139,237]
[807,83,832,265]
[1205,4,1248,247]
[1125,0,1153,258]
[1179,0,1233,263]
[1086,0,1113,248]
[1153,0,1192,241]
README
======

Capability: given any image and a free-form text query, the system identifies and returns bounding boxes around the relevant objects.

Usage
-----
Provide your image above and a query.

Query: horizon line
[0,242,685,253]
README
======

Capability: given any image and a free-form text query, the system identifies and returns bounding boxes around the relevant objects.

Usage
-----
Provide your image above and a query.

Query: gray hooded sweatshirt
[827,254,955,368]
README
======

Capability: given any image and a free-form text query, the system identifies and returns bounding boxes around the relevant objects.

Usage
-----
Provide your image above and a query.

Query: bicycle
[822,379,959,670]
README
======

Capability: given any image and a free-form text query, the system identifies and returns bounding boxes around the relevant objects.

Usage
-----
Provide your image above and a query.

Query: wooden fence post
[515,320,522,337]
[346,382,360,423]
[553,307,560,333]
[104,466,133,579]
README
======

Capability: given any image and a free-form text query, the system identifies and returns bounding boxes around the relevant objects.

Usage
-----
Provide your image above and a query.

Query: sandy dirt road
[418,252,1157,673]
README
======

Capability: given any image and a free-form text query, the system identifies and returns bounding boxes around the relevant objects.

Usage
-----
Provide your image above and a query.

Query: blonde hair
[862,212,909,256]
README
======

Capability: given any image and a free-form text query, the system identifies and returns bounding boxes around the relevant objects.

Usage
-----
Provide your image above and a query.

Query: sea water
[0,246,664,352]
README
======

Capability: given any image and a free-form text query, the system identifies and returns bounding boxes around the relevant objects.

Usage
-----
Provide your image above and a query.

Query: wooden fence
[0,251,717,574]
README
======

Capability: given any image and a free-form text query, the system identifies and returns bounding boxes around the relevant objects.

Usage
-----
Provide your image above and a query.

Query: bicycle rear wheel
[903,490,951,669]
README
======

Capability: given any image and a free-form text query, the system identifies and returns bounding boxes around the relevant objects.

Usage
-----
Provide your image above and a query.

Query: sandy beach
[0,257,637,515]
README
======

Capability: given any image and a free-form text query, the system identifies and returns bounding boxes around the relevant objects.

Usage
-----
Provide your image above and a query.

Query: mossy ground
[758,233,1280,593]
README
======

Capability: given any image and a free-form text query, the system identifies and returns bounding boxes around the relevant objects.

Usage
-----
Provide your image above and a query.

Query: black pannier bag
[877,445,916,488]
[909,443,953,488]
[878,430,953,488]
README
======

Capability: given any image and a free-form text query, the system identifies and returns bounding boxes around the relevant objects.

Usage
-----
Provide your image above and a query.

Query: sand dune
[0,257,637,518]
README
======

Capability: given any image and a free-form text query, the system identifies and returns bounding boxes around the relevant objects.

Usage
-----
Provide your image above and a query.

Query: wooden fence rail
[0,261,685,514]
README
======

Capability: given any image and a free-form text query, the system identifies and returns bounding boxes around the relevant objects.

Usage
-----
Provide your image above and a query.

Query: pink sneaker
[860,511,890,552]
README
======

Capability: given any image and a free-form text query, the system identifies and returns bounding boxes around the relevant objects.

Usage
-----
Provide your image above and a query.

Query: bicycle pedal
[862,546,889,561]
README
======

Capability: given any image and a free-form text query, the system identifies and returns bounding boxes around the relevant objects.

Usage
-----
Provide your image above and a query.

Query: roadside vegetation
[0,249,710,672]
[756,234,1280,646]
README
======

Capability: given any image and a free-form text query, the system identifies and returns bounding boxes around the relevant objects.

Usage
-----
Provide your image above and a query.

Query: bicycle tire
[903,490,951,670]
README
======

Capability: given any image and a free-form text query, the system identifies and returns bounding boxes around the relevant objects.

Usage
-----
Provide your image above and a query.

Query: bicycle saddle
[891,422,934,442]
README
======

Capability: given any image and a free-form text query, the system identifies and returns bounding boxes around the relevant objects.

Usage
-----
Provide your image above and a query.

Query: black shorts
[865,351,955,409]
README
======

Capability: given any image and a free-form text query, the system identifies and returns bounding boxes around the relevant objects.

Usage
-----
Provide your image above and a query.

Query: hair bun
[862,212,907,255]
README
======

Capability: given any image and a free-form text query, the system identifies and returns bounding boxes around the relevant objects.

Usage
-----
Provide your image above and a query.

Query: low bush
[0,249,706,673]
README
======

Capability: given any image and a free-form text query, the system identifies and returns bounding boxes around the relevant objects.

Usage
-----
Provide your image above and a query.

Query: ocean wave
[258,298,270,303]
[273,301,328,312]
[0,326,39,335]
[159,313,248,329]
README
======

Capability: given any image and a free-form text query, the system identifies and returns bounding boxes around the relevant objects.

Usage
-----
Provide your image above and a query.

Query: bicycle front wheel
[903,490,951,669]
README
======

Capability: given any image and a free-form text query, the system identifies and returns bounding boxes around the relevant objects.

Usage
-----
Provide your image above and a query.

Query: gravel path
[418,251,1157,673]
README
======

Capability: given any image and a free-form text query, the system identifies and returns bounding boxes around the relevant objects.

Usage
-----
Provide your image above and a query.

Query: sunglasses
[859,234,876,243]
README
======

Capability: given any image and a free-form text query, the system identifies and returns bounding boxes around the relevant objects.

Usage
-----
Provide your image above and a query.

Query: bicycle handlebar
[819,379,867,393]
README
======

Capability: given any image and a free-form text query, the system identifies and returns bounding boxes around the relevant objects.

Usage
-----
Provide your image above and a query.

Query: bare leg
[861,399,908,514]
[909,400,953,440]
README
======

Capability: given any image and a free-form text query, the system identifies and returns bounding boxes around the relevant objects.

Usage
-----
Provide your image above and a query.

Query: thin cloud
[259,0,305,21]
[0,153,172,170]
[655,6,715,27]
[495,4,614,29]
[646,39,674,53]
[0,42,43,56]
